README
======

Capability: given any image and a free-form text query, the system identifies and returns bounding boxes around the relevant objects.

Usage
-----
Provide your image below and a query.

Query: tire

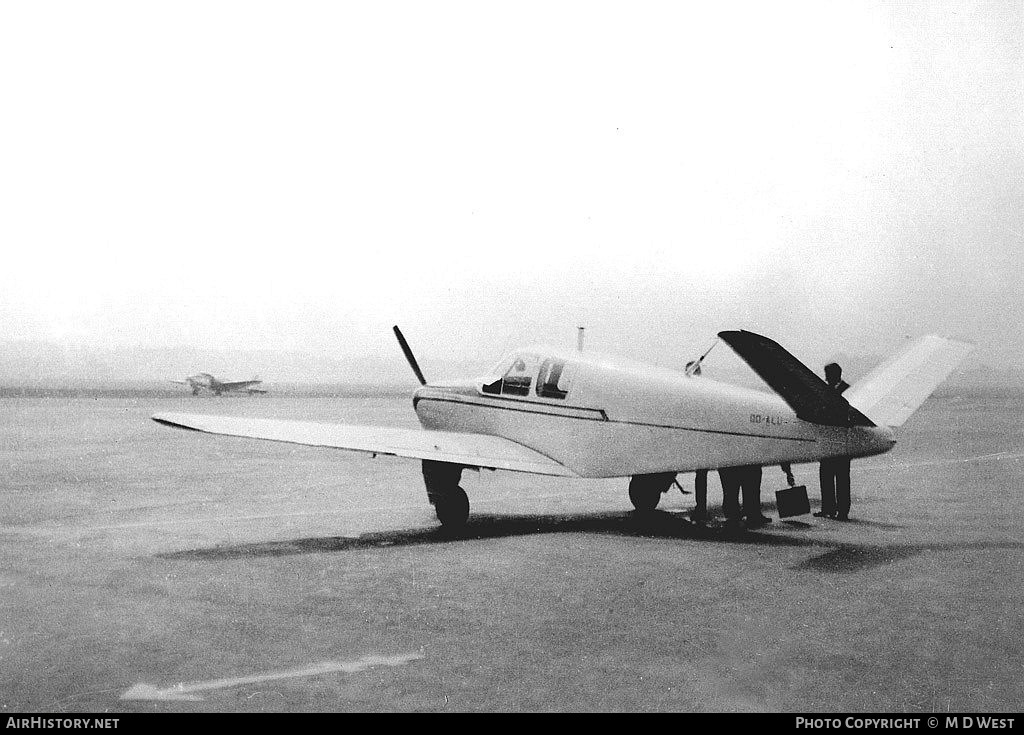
[628,476,662,512]
[434,486,470,528]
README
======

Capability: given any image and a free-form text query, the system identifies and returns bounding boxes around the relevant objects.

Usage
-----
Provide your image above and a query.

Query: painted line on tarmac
[121,652,424,702]
[856,450,1024,474]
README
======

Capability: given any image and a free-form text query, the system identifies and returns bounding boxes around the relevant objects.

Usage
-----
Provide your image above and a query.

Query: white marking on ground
[120,652,424,701]
[856,450,1024,473]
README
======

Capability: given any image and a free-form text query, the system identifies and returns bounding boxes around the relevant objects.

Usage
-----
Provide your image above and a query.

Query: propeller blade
[393,325,427,385]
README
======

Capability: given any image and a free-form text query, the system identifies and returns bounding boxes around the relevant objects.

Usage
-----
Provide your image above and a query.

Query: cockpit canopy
[481,352,574,400]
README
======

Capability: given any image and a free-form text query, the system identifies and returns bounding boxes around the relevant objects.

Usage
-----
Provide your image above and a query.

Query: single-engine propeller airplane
[171,373,267,396]
[153,328,971,528]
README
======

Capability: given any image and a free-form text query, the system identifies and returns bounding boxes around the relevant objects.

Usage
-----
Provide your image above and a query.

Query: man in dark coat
[815,362,853,520]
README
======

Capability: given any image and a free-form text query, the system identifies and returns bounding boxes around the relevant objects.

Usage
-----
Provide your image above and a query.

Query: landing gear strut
[422,460,470,529]
[628,472,677,512]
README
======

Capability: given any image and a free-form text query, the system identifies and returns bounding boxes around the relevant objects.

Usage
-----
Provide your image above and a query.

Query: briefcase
[775,485,810,518]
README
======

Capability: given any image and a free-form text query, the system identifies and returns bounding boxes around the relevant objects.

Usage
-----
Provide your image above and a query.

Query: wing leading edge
[718,330,874,427]
[151,412,578,477]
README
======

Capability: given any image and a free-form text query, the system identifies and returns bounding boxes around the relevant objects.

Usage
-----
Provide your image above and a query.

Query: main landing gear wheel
[434,486,470,528]
[422,459,470,529]
[628,472,677,512]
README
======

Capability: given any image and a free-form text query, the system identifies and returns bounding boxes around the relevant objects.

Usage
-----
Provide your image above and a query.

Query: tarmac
[1,390,1021,712]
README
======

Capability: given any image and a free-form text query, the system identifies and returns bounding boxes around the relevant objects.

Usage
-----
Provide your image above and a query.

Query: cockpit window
[501,356,534,396]
[537,358,570,399]
[481,354,540,396]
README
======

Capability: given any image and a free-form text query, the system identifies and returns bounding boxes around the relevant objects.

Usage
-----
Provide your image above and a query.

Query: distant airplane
[171,373,266,396]
[154,328,970,528]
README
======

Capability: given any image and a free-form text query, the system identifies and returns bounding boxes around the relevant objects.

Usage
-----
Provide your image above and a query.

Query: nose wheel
[422,460,470,528]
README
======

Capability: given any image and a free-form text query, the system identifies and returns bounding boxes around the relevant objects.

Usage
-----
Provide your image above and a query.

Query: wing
[718,330,874,427]
[152,412,578,477]
[219,380,261,390]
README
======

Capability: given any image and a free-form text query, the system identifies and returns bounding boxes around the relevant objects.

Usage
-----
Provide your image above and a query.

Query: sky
[1,1,1021,380]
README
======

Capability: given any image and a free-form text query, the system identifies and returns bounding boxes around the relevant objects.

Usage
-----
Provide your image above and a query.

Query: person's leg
[693,469,708,520]
[719,468,741,523]
[741,465,757,516]
[834,459,851,519]
[816,461,836,517]
[743,465,769,525]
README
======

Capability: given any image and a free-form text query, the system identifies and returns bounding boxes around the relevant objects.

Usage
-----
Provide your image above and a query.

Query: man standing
[816,362,853,520]
[686,361,709,524]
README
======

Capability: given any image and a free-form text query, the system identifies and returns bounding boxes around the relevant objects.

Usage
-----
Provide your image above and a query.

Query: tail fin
[844,336,973,427]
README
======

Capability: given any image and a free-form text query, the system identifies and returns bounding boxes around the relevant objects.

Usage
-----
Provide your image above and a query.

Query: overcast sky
[1,1,1021,377]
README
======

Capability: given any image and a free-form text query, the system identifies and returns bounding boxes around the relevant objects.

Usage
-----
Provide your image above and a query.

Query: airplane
[171,373,267,396]
[153,327,971,528]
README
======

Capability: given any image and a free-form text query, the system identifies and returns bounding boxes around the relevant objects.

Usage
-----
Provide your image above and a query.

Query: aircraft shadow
[157,510,1024,575]
[776,516,908,531]
[158,509,813,562]
[827,517,909,530]
[794,540,1024,574]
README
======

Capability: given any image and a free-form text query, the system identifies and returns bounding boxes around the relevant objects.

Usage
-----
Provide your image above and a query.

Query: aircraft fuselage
[413,347,895,478]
